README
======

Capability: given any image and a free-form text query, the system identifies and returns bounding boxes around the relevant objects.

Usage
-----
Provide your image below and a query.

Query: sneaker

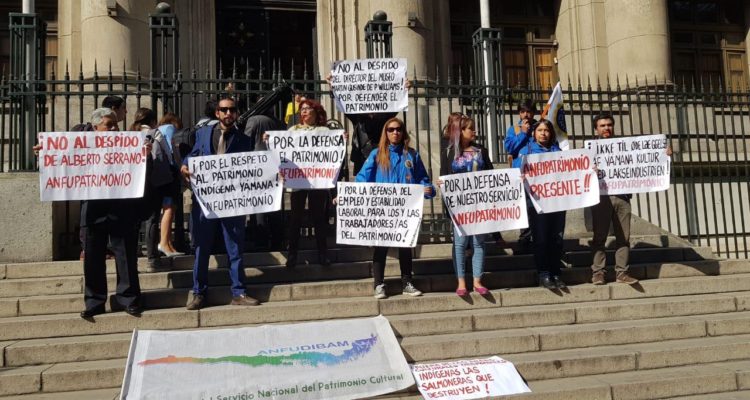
[616,272,639,285]
[374,284,387,299]
[230,294,260,306]
[592,271,606,285]
[186,293,205,310]
[402,282,422,297]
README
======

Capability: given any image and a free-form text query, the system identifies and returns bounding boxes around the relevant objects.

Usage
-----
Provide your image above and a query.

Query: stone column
[603,0,670,85]
[56,0,82,77]
[317,0,436,79]
[745,3,750,77]
[80,0,152,78]
[555,0,610,85]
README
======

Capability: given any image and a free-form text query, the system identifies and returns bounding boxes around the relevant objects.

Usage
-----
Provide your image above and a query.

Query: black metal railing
[1,60,749,258]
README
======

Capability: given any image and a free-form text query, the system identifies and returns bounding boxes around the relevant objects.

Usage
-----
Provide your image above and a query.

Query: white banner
[522,149,600,213]
[267,129,346,189]
[330,58,408,114]
[336,182,423,248]
[189,151,283,218]
[543,82,569,150]
[411,357,531,400]
[584,134,671,195]
[121,316,414,400]
[439,169,528,237]
[38,131,147,201]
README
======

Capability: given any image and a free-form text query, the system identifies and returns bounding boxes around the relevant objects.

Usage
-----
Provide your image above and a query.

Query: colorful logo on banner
[138,335,378,368]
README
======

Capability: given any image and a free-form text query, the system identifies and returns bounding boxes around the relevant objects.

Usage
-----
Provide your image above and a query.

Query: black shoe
[80,306,105,319]
[539,274,556,290]
[553,275,567,289]
[125,304,144,316]
[186,293,205,310]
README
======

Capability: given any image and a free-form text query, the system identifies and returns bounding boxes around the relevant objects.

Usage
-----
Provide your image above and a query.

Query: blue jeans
[453,232,486,278]
[191,202,247,297]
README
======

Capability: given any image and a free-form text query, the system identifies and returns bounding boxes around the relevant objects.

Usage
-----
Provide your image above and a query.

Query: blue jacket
[504,120,531,160]
[355,144,436,198]
[512,140,562,169]
[182,124,252,166]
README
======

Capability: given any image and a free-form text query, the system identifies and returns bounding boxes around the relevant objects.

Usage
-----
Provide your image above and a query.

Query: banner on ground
[121,316,414,400]
[584,134,671,195]
[330,58,408,114]
[542,82,569,150]
[522,148,600,213]
[38,131,147,201]
[411,357,531,400]
[336,182,423,248]
[439,169,528,237]
[267,129,346,189]
[189,151,282,218]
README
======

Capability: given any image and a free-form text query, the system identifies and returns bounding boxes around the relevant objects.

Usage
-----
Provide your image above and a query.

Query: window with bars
[668,0,748,89]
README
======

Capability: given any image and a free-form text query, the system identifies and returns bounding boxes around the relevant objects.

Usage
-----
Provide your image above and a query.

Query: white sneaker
[402,282,422,297]
[374,284,387,299]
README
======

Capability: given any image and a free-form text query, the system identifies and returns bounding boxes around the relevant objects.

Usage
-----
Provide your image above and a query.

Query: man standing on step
[180,96,260,310]
[589,114,639,285]
[504,99,537,253]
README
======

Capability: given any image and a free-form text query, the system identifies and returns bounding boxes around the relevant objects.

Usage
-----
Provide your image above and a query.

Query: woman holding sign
[439,116,493,296]
[515,119,567,290]
[356,117,435,299]
[286,99,334,267]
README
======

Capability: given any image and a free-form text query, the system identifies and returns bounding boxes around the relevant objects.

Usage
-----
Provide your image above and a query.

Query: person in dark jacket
[356,117,435,299]
[438,116,494,296]
[505,99,537,253]
[516,119,567,290]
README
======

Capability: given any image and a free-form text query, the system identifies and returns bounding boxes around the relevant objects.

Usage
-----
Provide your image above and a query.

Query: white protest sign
[121,316,414,400]
[439,169,528,237]
[267,129,346,189]
[522,148,600,213]
[38,131,147,201]
[584,134,671,195]
[336,182,423,248]
[330,58,408,114]
[411,357,531,400]
[189,151,282,218]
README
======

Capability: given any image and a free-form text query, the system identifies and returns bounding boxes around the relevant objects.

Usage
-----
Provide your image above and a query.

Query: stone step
[1,259,747,318]
[3,293,739,368]
[0,388,120,400]
[3,272,750,341]
[0,248,727,300]
[0,237,714,280]
[4,334,750,397]
[665,390,750,399]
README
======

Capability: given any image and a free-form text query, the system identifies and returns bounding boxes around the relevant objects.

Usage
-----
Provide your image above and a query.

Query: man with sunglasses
[180,96,259,310]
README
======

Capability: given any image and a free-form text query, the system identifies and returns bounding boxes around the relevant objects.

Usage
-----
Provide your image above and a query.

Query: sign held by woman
[330,58,408,114]
[267,129,346,189]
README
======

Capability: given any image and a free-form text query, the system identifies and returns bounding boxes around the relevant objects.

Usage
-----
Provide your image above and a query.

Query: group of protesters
[39,87,657,319]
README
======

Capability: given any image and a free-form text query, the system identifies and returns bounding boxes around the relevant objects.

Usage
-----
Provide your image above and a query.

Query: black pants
[83,222,141,310]
[288,190,329,255]
[372,247,413,287]
[529,208,566,276]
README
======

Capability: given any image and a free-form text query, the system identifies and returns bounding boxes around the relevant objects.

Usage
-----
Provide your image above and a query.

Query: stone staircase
[2,233,750,399]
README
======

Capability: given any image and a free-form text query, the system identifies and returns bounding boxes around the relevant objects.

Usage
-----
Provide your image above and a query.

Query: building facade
[1,0,748,88]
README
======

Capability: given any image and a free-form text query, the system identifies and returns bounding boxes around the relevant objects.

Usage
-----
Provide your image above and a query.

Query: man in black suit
[79,108,147,318]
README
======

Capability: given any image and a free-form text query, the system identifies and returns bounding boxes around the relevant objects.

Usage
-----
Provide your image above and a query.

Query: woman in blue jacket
[516,119,567,290]
[356,117,435,299]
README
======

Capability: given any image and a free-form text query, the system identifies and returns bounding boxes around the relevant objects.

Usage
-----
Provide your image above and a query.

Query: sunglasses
[218,107,237,113]
[386,127,402,133]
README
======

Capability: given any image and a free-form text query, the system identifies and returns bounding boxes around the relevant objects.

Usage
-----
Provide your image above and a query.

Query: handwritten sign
[439,169,528,237]
[585,134,671,195]
[189,151,283,219]
[38,131,147,201]
[336,182,423,248]
[411,357,531,400]
[267,129,345,189]
[522,148,600,213]
[330,58,408,114]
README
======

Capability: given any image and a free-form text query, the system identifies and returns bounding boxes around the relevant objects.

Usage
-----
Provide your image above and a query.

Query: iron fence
[1,61,749,258]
